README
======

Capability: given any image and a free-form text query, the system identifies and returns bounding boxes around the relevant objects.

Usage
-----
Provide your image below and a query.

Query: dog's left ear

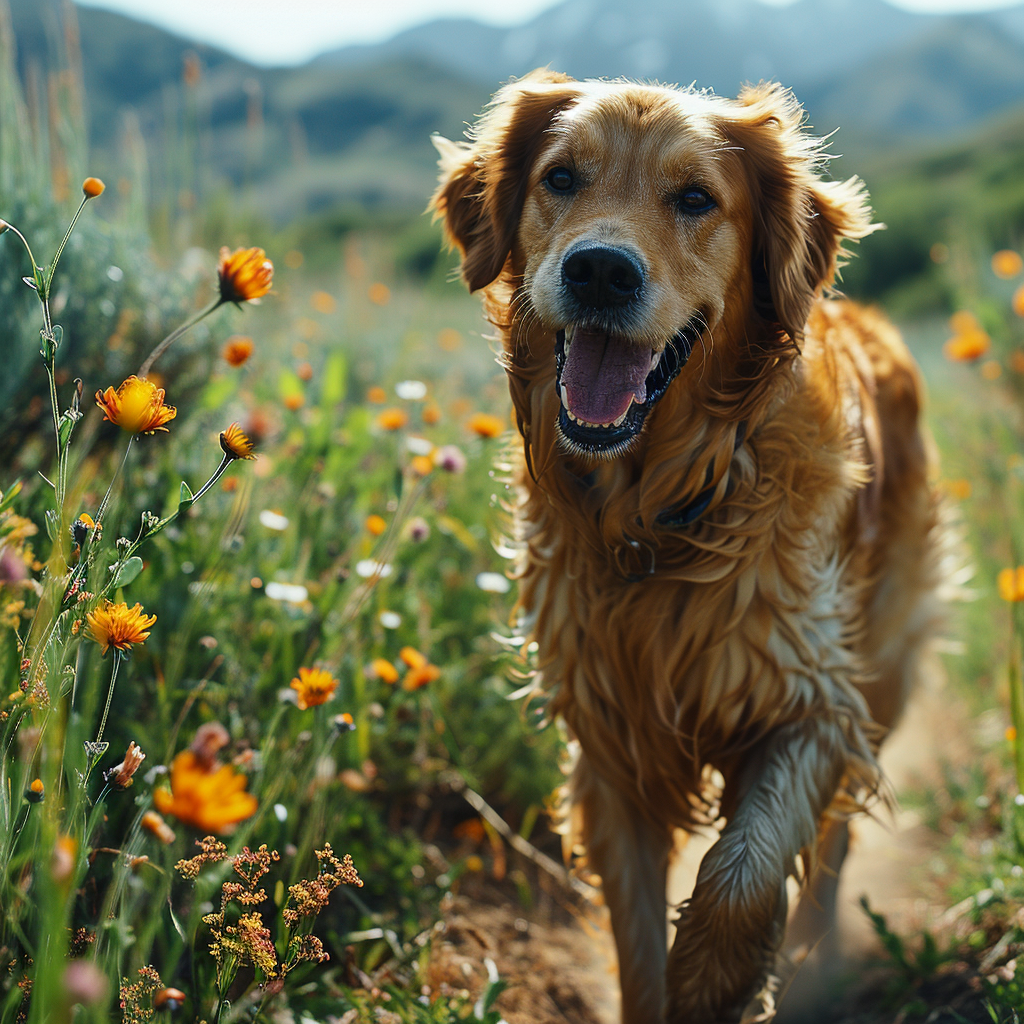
[430,69,579,292]
[723,83,880,344]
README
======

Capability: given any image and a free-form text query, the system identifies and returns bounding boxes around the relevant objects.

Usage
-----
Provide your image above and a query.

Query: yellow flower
[467,412,504,438]
[992,250,1024,279]
[86,600,156,655]
[219,423,257,461]
[410,455,433,477]
[82,177,105,198]
[949,310,979,334]
[283,393,304,412]
[365,514,387,536]
[218,246,273,304]
[290,667,338,710]
[95,376,177,434]
[370,658,399,684]
[27,778,44,803]
[998,567,1024,602]
[403,663,441,691]
[153,751,257,834]
[422,402,442,425]
[222,336,254,367]
[943,330,990,363]
[376,408,408,431]
[1007,726,1018,743]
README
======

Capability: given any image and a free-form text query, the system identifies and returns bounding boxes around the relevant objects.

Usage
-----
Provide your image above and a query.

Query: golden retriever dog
[431,70,946,1023]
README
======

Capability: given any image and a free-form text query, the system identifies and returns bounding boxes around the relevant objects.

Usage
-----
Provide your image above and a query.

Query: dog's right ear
[430,70,578,292]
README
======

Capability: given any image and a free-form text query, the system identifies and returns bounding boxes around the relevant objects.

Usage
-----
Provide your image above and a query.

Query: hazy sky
[75,0,1024,65]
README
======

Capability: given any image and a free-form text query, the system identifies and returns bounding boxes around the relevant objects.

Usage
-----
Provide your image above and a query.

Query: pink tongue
[561,329,651,425]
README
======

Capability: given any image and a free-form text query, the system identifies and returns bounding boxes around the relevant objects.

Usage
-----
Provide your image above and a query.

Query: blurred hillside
[5,0,1024,307]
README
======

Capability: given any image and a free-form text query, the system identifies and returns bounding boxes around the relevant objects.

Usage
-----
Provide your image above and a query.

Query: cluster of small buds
[141,511,160,532]
[115,536,132,553]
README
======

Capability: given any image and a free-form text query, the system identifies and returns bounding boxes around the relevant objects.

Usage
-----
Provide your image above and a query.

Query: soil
[430,668,995,1023]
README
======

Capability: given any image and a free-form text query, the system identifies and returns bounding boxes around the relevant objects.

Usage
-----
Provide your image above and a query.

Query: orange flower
[1014,284,1024,319]
[365,514,387,536]
[399,646,427,670]
[284,393,304,411]
[998,567,1024,602]
[467,412,504,438]
[370,658,399,684]
[981,360,1002,381]
[222,336,254,367]
[422,402,441,425]
[366,386,387,404]
[1011,350,1024,374]
[943,330,990,363]
[219,423,257,461]
[86,601,156,655]
[368,282,390,306]
[297,361,313,381]
[403,663,440,691]
[1007,726,1018,743]
[153,751,257,834]
[140,810,176,844]
[95,376,177,434]
[311,290,336,314]
[82,177,105,198]
[376,408,408,431]
[992,250,1024,279]
[943,479,971,500]
[290,666,338,710]
[949,310,979,334]
[410,455,433,476]
[218,246,273,304]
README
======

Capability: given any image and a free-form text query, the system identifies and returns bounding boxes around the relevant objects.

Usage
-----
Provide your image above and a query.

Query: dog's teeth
[560,387,570,411]
[649,349,661,371]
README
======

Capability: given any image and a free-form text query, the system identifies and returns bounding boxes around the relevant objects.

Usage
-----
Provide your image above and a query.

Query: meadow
[5,17,1024,1024]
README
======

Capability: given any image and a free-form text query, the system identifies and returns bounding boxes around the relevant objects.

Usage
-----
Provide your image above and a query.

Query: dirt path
[436,668,971,1023]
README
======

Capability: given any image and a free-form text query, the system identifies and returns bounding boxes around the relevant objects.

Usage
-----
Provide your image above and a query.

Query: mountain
[6,0,1024,220]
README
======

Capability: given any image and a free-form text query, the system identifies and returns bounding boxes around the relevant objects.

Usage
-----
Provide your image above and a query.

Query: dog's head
[431,71,876,460]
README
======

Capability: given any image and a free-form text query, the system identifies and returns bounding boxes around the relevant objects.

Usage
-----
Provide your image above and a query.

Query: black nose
[561,246,644,309]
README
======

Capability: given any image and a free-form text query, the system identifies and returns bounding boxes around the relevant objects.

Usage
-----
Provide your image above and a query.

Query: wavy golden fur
[432,71,947,1023]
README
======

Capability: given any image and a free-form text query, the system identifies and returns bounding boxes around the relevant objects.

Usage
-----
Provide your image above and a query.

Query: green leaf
[57,413,75,450]
[110,556,144,589]
[178,481,194,513]
[45,509,60,541]
[0,481,22,514]
[321,351,348,407]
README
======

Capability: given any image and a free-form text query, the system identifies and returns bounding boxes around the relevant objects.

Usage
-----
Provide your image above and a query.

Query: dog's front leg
[664,718,849,1024]
[575,756,673,1024]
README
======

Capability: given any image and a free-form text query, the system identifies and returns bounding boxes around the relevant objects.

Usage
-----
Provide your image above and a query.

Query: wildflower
[423,402,442,425]
[219,422,257,461]
[70,512,96,548]
[370,658,399,684]
[52,834,77,882]
[290,666,338,710]
[153,989,187,1012]
[63,961,108,1006]
[26,778,44,803]
[403,663,441,691]
[400,646,427,670]
[105,740,146,788]
[175,835,228,878]
[82,176,105,198]
[283,843,362,925]
[190,721,230,769]
[334,712,355,731]
[340,768,370,791]
[265,581,308,603]
[95,376,177,434]
[297,360,313,381]
[376,407,408,431]
[434,444,467,473]
[406,516,430,542]
[1008,726,1018,743]
[86,601,156,655]
[943,330,991,363]
[120,967,164,1024]
[153,751,257,833]
[1014,284,1024,319]
[141,810,177,844]
[259,509,289,531]
[365,514,387,536]
[993,250,1024,279]
[218,246,273,304]
[438,328,462,351]
[944,479,971,500]
[999,567,1024,602]
[368,282,390,305]
[222,336,254,366]
[355,559,392,578]
[476,572,511,594]
[981,360,1003,380]
[366,385,387,404]
[467,412,504,438]
[465,854,485,873]
[949,310,979,334]
[284,393,303,411]
[311,290,336,314]
[395,379,427,400]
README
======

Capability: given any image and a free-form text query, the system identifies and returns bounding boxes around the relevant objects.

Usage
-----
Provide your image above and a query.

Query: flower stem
[47,195,90,296]
[191,454,232,503]
[94,650,123,751]
[95,435,135,526]
[138,297,223,378]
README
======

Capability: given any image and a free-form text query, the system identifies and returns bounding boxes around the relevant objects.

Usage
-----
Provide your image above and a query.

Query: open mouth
[553,321,698,457]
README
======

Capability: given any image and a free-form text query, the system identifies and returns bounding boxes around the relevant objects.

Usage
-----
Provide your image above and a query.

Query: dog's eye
[676,188,716,215]
[545,167,575,193]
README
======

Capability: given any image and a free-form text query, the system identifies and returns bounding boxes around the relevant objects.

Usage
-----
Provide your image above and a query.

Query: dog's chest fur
[510,313,881,828]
